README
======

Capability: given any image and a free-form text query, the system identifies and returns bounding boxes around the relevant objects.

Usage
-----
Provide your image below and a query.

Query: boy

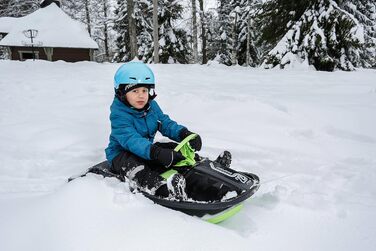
[105,62,203,200]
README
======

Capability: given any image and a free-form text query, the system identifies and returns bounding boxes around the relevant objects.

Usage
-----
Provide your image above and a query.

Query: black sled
[68,158,260,223]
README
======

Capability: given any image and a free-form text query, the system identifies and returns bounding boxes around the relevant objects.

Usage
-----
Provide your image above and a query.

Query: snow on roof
[0,17,18,33]
[0,4,98,49]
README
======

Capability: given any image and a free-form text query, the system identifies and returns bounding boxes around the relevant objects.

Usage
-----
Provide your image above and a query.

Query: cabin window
[18,50,39,61]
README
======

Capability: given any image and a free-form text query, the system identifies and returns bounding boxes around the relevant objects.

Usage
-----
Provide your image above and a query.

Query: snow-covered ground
[0,60,375,251]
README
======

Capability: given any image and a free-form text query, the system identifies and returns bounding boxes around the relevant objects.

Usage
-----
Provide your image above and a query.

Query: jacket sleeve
[111,114,152,160]
[151,101,185,142]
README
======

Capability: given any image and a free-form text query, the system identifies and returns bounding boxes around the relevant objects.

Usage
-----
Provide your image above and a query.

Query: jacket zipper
[143,112,153,141]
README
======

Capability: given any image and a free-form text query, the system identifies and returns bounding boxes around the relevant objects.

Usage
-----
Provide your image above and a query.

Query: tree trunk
[84,0,92,36]
[198,0,207,64]
[231,12,238,65]
[246,16,251,66]
[103,0,109,60]
[153,0,159,63]
[127,0,138,60]
[191,0,198,63]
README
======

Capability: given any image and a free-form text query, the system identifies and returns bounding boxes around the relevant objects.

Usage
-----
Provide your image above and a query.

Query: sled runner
[68,136,260,223]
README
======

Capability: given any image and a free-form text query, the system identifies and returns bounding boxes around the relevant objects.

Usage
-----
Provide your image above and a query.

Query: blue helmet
[114,62,155,89]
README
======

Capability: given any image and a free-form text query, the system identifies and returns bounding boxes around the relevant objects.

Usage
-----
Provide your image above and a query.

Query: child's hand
[179,128,202,152]
[188,134,202,152]
[150,145,185,168]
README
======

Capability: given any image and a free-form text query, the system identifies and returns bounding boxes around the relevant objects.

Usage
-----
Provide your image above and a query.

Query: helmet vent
[145,77,150,80]
[129,77,137,80]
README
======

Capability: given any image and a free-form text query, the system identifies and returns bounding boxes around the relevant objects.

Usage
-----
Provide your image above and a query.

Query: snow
[311,19,326,48]
[0,60,376,251]
[0,4,98,49]
[280,52,312,70]
[0,17,18,33]
[352,24,365,44]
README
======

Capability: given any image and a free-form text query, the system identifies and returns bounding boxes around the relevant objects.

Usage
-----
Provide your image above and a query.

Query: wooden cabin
[0,0,98,62]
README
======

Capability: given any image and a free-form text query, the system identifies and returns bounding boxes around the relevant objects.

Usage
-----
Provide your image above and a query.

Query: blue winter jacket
[105,98,185,164]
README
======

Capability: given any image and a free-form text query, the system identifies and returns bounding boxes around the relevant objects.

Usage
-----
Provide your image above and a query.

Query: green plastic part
[173,134,197,167]
[159,134,197,179]
[174,133,197,151]
[160,169,178,180]
[205,204,244,224]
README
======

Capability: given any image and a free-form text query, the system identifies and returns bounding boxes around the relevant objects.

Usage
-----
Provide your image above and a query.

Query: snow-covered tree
[128,0,138,60]
[228,0,262,66]
[0,0,39,17]
[261,0,365,71]
[113,0,190,63]
[62,0,116,62]
[255,0,310,64]
[257,0,308,49]
[343,0,376,67]
[0,0,10,17]
[206,0,233,65]
[91,0,115,62]
[191,0,199,63]
[205,9,220,63]
[152,0,158,63]
[156,0,191,63]
[206,0,261,66]
[0,34,10,60]
[198,0,208,64]
[112,0,148,62]
[62,0,93,35]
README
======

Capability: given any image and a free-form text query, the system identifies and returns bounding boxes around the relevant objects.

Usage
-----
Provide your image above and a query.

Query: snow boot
[215,151,232,168]
[167,173,188,201]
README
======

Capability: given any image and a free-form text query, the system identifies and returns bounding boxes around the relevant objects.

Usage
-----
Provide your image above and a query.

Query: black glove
[179,128,202,152]
[150,145,185,168]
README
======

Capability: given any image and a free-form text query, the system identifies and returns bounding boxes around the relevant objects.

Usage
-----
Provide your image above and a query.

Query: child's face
[125,87,149,109]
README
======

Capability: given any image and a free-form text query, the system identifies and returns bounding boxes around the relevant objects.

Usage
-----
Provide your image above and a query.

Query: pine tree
[113,0,150,62]
[214,0,233,65]
[157,0,190,63]
[112,0,127,61]
[0,34,9,59]
[113,0,190,63]
[254,0,308,63]
[228,0,262,66]
[0,0,39,17]
[0,0,11,17]
[257,0,308,49]
[206,0,261,66]
[128,0,138,60]
[62,0,116,62]
[198,0,207,64]
[261,0,364,71]
[90,0,115,62]
[191,0,199,63]
[62,0,93,36]
[152,0,159,63]
[205,9,220,63]
[343,0,376,67]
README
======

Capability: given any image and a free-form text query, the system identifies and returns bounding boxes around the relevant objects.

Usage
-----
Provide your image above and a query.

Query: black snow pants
[110,142,178,191]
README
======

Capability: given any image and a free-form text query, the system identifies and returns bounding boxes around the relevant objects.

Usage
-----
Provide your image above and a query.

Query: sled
[68,135,260,223]
[143,158,260,223]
